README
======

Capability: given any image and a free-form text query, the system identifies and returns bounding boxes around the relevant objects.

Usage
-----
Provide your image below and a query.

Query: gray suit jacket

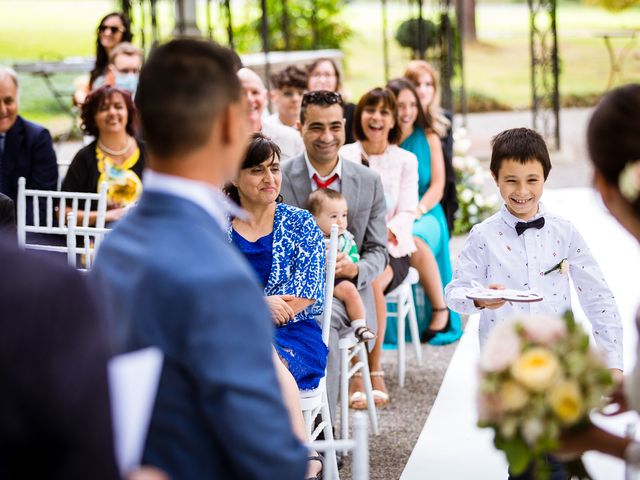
[280,153,388,323]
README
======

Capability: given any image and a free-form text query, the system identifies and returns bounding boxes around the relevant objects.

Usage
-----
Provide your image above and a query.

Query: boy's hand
[473,283,507,310]
[335,252,358,279]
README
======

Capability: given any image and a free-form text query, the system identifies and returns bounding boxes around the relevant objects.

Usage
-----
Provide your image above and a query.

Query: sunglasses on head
[98,25,125,34]
[301,90,343,107]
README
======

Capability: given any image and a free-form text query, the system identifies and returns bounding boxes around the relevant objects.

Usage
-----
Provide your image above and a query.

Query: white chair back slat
[322,224,339,346]
[58,197,66,227]
[17,177,26,246]
[66,212,78,267]
[83,198,92,228]
[71,197,78,227]
[95,182,108,228]
[46,196,53,228]
[32,194,40,227]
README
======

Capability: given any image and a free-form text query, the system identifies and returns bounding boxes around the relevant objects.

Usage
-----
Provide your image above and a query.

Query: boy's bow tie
[515,217,545,235]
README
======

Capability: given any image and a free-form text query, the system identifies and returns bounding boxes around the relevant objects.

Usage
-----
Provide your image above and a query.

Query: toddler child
[308,188,376,342]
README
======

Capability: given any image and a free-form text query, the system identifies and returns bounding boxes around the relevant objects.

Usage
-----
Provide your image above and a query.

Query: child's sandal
[354,326,377,342]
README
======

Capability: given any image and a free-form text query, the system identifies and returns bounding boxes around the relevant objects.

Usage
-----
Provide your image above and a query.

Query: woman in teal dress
[387,78,462,345]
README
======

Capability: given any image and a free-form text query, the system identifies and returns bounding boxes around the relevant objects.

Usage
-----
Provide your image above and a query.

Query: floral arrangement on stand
[452,128,499,236]
[477,311,615,479]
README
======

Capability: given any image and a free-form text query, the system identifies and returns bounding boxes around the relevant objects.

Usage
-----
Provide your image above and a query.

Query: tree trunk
[455,0,477,43]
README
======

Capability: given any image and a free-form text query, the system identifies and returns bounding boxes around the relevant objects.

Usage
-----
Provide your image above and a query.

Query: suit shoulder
[21,117,51,138]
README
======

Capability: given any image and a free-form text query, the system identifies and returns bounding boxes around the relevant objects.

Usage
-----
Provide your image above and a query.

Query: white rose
[474,194,485,207]
[468,204,478,215]
[460,189,474,203]
[522,418,544,446]
[453,156,465,170]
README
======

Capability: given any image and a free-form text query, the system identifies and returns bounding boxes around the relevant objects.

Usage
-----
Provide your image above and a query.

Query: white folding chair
[66,212,110,270]
[385,267,423,387]
[338,331,379,442]
[308,412,369,480]
[300,224,340,479]
[16,176,107,255]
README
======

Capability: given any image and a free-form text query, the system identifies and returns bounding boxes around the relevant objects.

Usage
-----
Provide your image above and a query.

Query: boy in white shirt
[445,128,623,379]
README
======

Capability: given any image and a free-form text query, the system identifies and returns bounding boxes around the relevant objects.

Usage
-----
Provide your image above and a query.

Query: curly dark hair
[224,132,282,206]
[90,12,133,88]
[80,85,137,137]
[271,65,308,90]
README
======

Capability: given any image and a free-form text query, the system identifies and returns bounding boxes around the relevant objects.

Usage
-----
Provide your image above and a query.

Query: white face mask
[114,73,139,96]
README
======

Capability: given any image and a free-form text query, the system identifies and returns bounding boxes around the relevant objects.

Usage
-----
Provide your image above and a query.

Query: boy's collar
[500,202,546,229]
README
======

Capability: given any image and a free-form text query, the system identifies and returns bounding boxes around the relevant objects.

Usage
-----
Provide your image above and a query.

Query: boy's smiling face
[494,159,545,220]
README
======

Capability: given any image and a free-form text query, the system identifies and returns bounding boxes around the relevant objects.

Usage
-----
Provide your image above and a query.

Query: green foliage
[233,0,352,52]
[394,17,439,54]
[495,435,530,475]
[585,0,640,12]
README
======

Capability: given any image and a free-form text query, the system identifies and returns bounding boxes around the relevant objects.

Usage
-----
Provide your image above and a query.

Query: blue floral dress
[231,203,328,390]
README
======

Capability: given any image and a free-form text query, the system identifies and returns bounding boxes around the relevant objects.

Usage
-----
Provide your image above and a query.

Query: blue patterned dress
[398,128,462,346]
[231,203,328,390]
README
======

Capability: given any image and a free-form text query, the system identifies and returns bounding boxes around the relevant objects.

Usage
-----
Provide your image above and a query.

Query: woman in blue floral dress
[226,133,327,478]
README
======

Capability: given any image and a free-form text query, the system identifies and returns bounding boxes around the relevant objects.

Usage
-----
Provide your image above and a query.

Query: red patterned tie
[312,173,339,189]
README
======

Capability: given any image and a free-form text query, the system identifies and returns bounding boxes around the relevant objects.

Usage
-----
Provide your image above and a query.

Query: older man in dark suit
[280,90,388,421]
[0,66,58,221]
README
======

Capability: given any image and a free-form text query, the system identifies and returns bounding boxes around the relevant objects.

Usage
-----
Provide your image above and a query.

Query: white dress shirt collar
[303,152,343,191]
[142,169,244,231]
[500,201,546,229]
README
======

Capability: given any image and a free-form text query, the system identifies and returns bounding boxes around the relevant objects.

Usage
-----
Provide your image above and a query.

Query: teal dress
[394,128,462,345]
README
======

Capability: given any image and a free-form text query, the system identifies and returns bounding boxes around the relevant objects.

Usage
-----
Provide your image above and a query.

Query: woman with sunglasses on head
[404,60,458,234]
[307,58,356,144]
[74,12,132,106]
[386,78,462,346]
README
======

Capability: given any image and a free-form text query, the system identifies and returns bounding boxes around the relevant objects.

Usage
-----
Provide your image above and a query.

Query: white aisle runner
[401,188,640,480]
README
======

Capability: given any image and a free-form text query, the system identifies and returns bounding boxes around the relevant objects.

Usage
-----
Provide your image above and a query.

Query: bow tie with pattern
[515,217,545,235]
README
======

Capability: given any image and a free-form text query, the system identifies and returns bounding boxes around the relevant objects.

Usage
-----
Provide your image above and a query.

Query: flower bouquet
[477,311,615,479]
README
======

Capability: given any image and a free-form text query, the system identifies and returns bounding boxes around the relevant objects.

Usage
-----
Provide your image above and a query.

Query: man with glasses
[280,90,388,422]
[237,67,304,160]
[108,42,142,97]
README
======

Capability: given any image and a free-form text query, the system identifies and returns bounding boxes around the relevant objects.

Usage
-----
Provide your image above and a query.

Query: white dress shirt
[142,169,243,231]
[445,202,623,369]
[304,152,343,193]
[262,121,304,161]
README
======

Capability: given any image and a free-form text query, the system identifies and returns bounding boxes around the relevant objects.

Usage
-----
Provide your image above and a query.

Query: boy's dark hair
[353,87,401,145]
[300,90,344,125]
[271,65,307,91]
[135,39,242,158]
[490,128,552,179]
[307,188,345,216]
[224,132,281,206]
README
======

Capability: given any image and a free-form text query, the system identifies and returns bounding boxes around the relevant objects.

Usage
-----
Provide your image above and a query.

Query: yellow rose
[548,381,583,425]
[500,380,529,412]
[510,348,559,392]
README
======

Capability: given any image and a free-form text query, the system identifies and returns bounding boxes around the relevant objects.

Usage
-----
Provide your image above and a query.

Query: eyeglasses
[301,90,343,107]
[98,25,125,34]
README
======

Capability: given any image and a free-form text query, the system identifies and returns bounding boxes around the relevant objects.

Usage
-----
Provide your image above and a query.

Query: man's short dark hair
[135,39,242,158]
[271,65,307,91]
[490,128,552,180]
[300,90,344,125]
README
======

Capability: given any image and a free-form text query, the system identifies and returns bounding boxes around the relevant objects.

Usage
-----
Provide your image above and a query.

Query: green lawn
[2,0,640,134]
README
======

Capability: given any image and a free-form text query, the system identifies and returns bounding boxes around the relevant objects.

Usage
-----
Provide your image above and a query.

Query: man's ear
[219,101,244,147]
[491,170,498,184]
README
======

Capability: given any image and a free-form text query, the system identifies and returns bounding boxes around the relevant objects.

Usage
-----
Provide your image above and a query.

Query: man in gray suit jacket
[93,39,307,479]
[280,90,388,421]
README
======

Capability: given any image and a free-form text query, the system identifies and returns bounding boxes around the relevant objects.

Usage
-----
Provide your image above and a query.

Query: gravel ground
[338,336,464,480]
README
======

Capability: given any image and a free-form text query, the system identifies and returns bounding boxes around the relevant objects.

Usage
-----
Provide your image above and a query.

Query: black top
[344,102,357,145]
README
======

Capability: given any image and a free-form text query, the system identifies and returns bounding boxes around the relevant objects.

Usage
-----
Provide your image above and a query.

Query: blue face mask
[115,73,139,96]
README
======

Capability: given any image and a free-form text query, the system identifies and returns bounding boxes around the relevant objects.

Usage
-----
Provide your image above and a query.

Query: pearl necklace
[98,136,134,156]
